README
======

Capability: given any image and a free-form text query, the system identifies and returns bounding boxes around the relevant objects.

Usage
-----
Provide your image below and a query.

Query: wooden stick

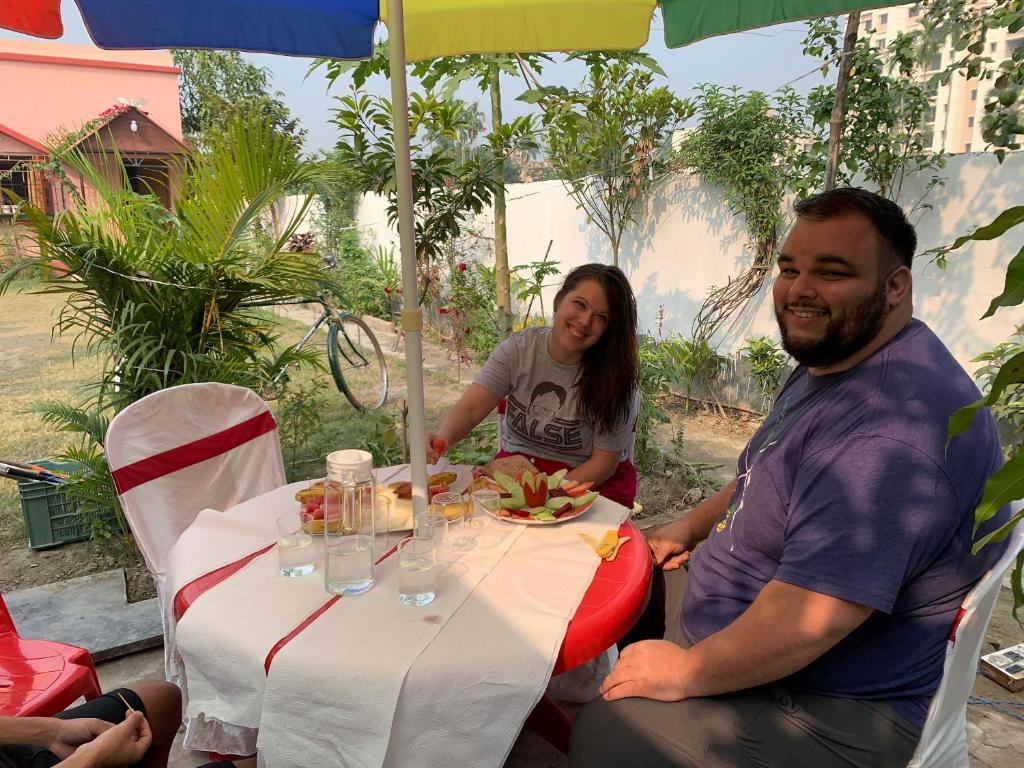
[115,692,135,713]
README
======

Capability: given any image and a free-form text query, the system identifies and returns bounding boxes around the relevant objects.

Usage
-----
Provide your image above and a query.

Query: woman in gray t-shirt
[426,264,640,507]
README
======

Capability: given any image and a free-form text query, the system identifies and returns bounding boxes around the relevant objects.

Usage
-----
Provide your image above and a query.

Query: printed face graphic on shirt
[528,382,566,420]
[506,382,583,453]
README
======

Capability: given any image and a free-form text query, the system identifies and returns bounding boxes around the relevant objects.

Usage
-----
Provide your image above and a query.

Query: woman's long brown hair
[553,264,638,435]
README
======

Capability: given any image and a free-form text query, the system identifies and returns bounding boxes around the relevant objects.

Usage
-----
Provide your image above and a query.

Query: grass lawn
[0,279,103,546]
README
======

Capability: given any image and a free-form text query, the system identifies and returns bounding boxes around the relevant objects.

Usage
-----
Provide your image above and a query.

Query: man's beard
[776,282,888,368]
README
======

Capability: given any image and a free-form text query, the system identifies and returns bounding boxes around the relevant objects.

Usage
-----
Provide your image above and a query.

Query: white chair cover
[104,382,286,683]
[908,502,1024,768]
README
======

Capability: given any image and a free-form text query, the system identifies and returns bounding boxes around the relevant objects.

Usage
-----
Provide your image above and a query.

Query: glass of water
[398,536,436,606]
[277,511,315,577]
[433,491,475,552]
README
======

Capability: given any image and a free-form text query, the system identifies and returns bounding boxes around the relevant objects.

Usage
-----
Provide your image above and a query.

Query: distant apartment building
[860,2,1024,153]
[0,39,185,215]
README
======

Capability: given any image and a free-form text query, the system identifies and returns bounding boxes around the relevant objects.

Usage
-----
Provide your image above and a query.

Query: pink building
[0,39,185,213]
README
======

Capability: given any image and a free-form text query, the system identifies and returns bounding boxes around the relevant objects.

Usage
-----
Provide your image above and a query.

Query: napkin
[580,529,631,560]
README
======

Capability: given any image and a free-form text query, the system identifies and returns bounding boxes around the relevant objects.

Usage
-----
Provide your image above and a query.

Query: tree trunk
[490,63,513,339]
[611,237,620,269]
[825,11,860,191]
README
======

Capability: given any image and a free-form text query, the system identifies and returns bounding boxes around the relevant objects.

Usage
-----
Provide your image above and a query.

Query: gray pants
[569,568,922,768]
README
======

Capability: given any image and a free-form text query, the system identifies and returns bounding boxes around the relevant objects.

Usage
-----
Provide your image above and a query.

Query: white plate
[378,465,474,532]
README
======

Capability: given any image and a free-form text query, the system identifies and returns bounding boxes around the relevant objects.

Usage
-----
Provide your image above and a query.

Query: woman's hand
[428,385,502,463]
[61,712,152,768]
[425,433,447,464]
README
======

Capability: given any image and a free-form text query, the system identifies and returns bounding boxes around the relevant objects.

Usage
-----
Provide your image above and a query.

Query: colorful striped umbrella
[1,0,904,517]
[3,2,898,60]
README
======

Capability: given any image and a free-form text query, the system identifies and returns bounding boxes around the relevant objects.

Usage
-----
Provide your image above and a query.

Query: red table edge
[173,519,652,676]
[552,518,652,675]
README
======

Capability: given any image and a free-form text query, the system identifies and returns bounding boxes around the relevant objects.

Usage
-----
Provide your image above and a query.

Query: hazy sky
[1,2,835,154]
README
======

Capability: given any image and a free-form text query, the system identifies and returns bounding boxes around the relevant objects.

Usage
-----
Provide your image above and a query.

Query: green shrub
[740,336,789,407]
[328,231,390,320]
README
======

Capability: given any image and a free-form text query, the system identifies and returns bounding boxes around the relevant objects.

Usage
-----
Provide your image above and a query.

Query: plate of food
[471,467,599,525]
[295,468,472,534]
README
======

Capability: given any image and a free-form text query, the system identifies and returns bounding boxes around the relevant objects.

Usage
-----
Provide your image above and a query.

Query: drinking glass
[469,489,500,529]
[277,511,315,577]
[398,536,436,606]
[433,491,474,552]
[422,508,448,548]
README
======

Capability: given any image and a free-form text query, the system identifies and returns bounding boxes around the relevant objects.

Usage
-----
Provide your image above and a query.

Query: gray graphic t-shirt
[474,327,636,465]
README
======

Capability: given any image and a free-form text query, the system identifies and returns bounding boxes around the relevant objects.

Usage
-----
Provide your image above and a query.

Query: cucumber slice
[546,468,568,489]
[533,511,557,521]
[544,497,567,510]
[570,491,599,508]
[500,495,527,509]
[493,471,519,495]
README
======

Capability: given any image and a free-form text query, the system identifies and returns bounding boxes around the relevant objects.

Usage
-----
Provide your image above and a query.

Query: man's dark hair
[793,187,917,270]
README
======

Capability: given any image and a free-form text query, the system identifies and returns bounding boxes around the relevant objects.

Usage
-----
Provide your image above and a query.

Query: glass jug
[324,449,376,595]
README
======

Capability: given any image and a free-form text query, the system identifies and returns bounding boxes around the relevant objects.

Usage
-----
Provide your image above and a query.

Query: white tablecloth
[166,465,631,766]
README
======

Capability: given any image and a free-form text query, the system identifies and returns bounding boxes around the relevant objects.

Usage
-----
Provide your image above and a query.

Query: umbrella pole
[386,0,428,523]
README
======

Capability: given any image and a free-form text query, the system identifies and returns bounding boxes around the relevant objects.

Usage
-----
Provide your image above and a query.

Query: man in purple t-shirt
[570,188,1010,768]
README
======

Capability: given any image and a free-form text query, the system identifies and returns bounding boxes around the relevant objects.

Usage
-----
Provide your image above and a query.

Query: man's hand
[600,640,691,702]
[65,712,152,768]
[46,719,112,760]
[646,518,701,571]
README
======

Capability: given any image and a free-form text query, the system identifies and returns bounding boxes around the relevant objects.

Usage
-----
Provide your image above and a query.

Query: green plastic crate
[17,459,92,549]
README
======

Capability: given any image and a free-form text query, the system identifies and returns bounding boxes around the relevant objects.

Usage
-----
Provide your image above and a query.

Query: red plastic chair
[0,592,102,716]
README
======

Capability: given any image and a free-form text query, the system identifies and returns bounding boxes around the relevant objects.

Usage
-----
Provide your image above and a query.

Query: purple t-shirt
[682,319,1008,725]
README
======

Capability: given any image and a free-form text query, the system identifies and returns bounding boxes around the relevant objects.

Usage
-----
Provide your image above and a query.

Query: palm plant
[0,111,341,545]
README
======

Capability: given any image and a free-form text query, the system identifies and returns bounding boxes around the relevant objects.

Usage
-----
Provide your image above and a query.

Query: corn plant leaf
[971,449,1024,543]
[983,244,1024,318]
[947,350,1024,445]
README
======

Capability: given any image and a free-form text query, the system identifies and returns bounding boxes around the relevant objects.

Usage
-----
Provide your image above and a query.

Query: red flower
[457,262,467,271]
[443,176,454,189]
[383,286,391,294]
[438,306,450,315]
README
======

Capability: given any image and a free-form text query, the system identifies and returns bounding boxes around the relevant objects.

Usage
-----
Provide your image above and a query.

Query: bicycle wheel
[327,312,388,411]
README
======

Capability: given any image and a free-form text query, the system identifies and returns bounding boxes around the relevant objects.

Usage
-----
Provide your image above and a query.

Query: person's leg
[571,684,922,768]
[128,682,181,768]
[745,688,921,768]
[5,685,179,768]
[570,687,769,768]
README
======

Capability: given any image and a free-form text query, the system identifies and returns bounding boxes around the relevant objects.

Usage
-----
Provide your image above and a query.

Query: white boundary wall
[356,152,1024,373]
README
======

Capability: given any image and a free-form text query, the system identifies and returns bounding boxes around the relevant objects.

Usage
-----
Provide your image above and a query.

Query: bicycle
[252,292,389,412]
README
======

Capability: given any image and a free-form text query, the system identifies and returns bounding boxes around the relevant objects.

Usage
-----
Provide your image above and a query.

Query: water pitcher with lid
[324,449,376,595]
